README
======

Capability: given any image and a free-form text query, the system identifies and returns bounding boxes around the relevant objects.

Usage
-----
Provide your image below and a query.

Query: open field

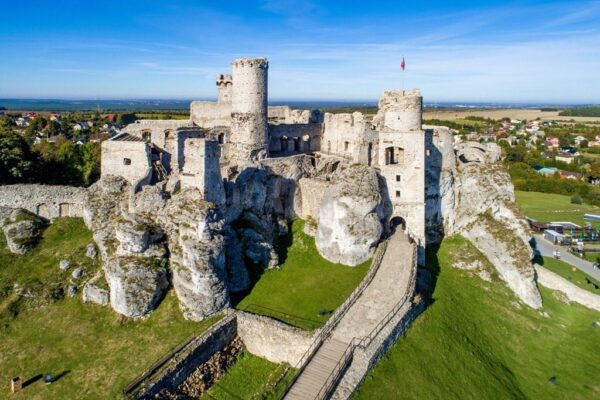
[236,220,370,330]
[355,236,600,400]
[538,256,600,295]
[0,218,219,399]
[424,108,600,123]
[515,190,600,226]
[204,349,295,399]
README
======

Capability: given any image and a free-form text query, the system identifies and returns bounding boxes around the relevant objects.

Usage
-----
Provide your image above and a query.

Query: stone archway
[390,216,406,231]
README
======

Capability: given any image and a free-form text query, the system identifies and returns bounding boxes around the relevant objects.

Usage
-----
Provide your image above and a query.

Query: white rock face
[427,139,542,309]
[316,165,384,266]
[85,177,170,317]
[535,264,600,312]
[105,257,169,317]
[159,189,230,321]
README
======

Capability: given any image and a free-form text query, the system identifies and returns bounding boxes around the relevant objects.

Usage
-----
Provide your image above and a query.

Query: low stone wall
[237,311,316,365]
[0,184,86,219]
[134,314,237,399]
[535,265,600,312]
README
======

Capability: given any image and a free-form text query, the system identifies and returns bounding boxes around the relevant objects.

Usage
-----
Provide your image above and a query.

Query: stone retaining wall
[237,311,316,365]
[0,184,86,219]
[135,314,237,399]
[535,265,600,312]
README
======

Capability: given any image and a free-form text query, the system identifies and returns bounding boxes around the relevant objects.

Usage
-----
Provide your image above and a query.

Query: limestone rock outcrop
[315,164,385,266]
[85,177,170,317]
[426,138,542,309]
[158,189,230,321]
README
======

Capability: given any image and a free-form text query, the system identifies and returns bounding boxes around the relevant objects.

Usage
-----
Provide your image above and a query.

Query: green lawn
[203,349,295,400]
[539,256,600,295]
[236,220,370,330]
[515,190,600,226]
[355,236,600,400]
[0,218,219,400]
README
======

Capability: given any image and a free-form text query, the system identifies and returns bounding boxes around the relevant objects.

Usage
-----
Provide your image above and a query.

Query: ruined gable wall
[101,141,152,186]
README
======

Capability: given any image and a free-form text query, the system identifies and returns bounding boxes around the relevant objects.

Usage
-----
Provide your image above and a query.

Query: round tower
[229,57,269,162]
[216,74,233,103]
[379,89,422,131]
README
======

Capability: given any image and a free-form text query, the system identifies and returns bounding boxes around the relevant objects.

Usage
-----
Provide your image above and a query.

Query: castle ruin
[101,57,431,262]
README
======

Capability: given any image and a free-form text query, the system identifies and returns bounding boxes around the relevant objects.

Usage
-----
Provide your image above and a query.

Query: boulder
[71,268,84,279]
[86,243,97,259]
[67,285,78,297]
[82,275,110,306]
[105,257,169,317]
[316,165,385,266]
[59,260,71,271]
[3,219,41,255]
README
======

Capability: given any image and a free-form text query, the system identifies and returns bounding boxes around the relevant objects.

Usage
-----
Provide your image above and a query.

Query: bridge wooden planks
[284,339,349,400]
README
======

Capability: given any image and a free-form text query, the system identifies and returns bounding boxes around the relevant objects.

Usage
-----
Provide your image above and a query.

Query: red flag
[401,58,405,71]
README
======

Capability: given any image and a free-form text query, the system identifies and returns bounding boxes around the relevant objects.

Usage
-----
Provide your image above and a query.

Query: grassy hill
[355,236,600,400]
[0,218,219,399]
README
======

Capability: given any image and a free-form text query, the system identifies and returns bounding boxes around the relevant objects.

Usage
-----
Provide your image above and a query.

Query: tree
[0,133,36,183]
[79,142,101,186]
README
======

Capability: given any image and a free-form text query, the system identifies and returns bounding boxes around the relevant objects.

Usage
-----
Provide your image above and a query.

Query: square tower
[377,89,426,263]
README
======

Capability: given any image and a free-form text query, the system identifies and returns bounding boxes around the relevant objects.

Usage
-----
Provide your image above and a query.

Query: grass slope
[236,220,370,330]
[204,350,295,400]
[539,256,600,295]
[355,236,600,400]
[0,218,219,399]
[515,190,600,226]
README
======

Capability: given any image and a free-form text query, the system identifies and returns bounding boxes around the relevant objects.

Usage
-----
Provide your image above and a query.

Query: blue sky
[0,0,599,102]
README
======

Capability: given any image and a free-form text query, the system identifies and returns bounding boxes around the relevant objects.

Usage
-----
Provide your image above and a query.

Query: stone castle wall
[190,101,232,128]
[236,311,315,365]
[268,123,322,153]
[0,184,86,219]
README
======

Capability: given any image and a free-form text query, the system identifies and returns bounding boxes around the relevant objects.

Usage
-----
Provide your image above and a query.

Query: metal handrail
[312,236,418,399]
[279,238,389,398]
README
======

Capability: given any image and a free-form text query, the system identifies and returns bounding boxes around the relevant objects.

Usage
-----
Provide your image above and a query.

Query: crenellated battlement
[232,57,268,69]
[216,74,233,87]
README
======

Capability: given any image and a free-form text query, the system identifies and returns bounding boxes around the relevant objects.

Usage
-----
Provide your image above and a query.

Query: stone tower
[229,57,269,163]
[216,74,233,103]
[377,89,426,263]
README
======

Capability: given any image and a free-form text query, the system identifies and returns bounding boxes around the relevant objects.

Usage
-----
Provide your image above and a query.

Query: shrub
[571,194,582,204]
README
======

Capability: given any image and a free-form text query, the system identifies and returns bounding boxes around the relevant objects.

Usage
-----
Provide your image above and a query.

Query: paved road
[533,234,600,281]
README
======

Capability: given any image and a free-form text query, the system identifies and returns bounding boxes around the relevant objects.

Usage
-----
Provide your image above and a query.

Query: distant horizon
[1,1,600,102]
[1,97,599,111]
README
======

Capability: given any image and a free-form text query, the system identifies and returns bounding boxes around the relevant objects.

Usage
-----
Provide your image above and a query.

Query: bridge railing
[279,238,390,398]
[313,234,419,400]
